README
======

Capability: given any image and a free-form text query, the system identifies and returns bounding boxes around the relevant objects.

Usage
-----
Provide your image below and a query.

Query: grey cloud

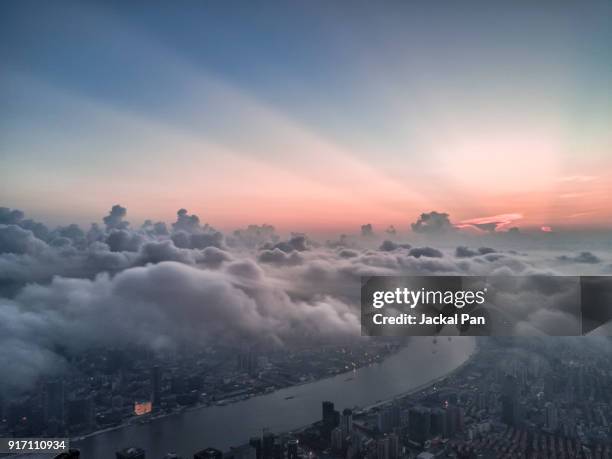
[557,251,601,264]
[103,204,129,230]
[135,240,195,265]
[379,240,411,252]
[171,230,224,250]
[142,220,169,236]
[106,229,146,252]
[411,211,454,234]
[0,225,48,255]
[265,235,309,253]
[408,247,444,258]
[172,208,201,233]
[361,224,374,237]
[231,224,279,248]
[455,246,497,258]
[0,207,25,225]
[2,261,359,393]
[258,248,304,266]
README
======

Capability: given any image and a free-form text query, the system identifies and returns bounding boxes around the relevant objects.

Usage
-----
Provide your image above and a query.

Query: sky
[1,0,611,234]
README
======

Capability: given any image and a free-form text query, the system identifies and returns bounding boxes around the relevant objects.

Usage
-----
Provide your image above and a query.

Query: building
[286,439,299,459]
[194,448,223,459]
[501,374,518,426]
[66,396,94,431]
[44,380,65,424]
[262,432,275,459]
[151,366,162,410]
[377,437,389,459]
[249,437,262,459]
[230,444,256,459]
[545,401,558,432]
[331,426,343,451]
[116,447,145,459]
[387,433,400,459]
[377,405,400,433]
[322,401,335,425]
[340,408,353,436]
[408,407,431,444]
[430,408,447,437]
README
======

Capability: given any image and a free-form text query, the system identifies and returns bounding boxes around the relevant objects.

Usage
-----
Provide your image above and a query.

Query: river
[74,337,475,458]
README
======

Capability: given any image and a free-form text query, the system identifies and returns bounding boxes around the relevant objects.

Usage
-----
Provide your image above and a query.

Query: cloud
[0,225,48,255]
[106,229,146,252]
[230,224,279,248]
[408,247,443,258]
[0,207,25,225]
[557,251,602,264]
[411,211,453,234]
[361,224,374,237]
[1,261,359,394]
[258,248,303,266]
[379,240,411,252]
[2,204,612,395]
[455,246,497,258]
[264,234,309,253]
[103,204,129,230]
[457,213,523,232]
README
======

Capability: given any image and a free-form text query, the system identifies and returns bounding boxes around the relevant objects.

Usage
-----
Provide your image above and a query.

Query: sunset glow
[2,1,611,233]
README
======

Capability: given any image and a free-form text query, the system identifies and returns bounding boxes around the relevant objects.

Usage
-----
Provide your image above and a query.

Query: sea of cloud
[1,206,611,395]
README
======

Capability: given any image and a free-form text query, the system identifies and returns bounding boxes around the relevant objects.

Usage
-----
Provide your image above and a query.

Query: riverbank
[74,337,476,458]
[71,342,404,444]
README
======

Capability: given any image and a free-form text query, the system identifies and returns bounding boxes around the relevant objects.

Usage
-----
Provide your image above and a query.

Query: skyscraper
[501,374,519,426]
[408,407,431,444]
[151,366,162,410]
[44,380,65,425]
[340,408,353,436]
[287,439,299,459]
[262,432,275,459]
[249,437,262,459]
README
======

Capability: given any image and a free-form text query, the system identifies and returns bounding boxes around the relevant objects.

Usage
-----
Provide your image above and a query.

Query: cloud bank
[1,205,611,395]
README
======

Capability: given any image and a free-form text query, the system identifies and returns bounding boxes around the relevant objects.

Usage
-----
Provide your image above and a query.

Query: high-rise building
[545,402,558,432]
[151,366,162,410]
[249,437,262,459]
[322,401,335,425]
[501,374,518,426]
[44,380,65,424]
[321,401,339,441]
[430,408,447,437]
[387,433,400,459]
[194,448,223,459]
[340,408,353,436]
[116,447,145,459]
[445,405,464,437]
[331,426,343,451]
[262,432,275,459]
[408,407,431,444]
[287,439,299,459]
[230,445,256,459]
[66,396,94,431]
[377,437,389,459]
[377,405,400,433]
